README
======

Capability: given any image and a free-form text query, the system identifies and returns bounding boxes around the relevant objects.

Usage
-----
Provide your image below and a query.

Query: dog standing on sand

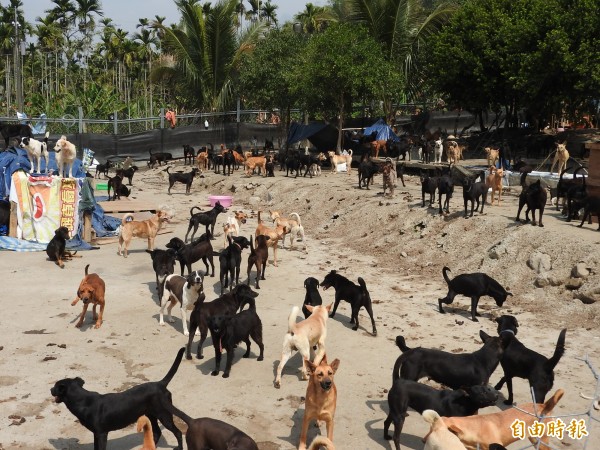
[71,264,106,329]
[269,210,307,251]
[327,150,353,174]
[118,210,171,257]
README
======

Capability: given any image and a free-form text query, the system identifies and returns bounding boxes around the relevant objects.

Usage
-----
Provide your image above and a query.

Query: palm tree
[234,0,245,31]
[294,3,331,33]
[245,0,260,23]
[137,18,150,29]
[260,0,278,26]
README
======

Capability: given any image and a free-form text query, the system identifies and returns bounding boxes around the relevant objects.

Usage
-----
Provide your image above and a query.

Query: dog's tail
[239,296,256,312]
[308,436,335,450]
[43,131,50,144]
[288,306,300,333]
[84,264,90,276]
[148,148,153,155]
[357,277,368,293]
[290,212,302,226]
[190,206,202,217]
[545,329,567,371]
[249,233,256,254]
[395,335,411,353]
[166,166,171,174]
[258,210,263,225]
[392,351,411,382]
[121,213,134,226]
[442,266,452,285]
[159,347,185,387]
[540,388,565,415]
[573,165,586,187]
[520,171,528,188]
[136,415,156,450]
[163,401,194,428]
[422,409,442,426]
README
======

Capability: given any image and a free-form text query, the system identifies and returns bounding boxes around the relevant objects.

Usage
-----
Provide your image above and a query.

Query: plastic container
[208,195,233,208]
[96,182,108,191]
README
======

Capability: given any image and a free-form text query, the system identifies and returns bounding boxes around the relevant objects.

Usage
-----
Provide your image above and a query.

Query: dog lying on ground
[303,277,323,318]
[516,179,547,227]
[421,410,468,450]
[486,167,504,206]
[160,271,205,336]
[298,355,340,450]
[167,234,215,277]
[136,415,155,450]
[118,210,171,257]
[223,210,249,248]
[384,381,496,450]
[495,315,566,404]
[255,210,285,266]
[107,173,127,201]
[166,166,200,195]
[148,149,173,168]
[269,210,307,251]
[20,132,50,173]
[220,235,251,294]
[0,121,32,148]
[185,202,227,242]
[393,332,507,389]
[550,142,569,174]
[275,303,332,388]
[50,348,185,450]
[165,404,259,450]
[328,150,353,174]
[71,264,106,329]
[54,135,77,178]
[438,266,512,322]
[485,147,499,168]
[186,284,259,360]
[462,178,487,217]
[207,296,264,378]
[150,248,176,300]
[441,388,564,450]
[320,270,377,335]
[46,226,77,268]
[247,234,269,289]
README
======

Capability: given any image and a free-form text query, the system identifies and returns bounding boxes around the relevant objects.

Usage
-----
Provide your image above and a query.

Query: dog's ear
[306,359,317,375]
[329,358,340,374]
[495,317,502,325]
[75,377,85,387]
[305,304,314,313]
[479,330,491,342]
[513,317,519,327]
[447,422,463,435]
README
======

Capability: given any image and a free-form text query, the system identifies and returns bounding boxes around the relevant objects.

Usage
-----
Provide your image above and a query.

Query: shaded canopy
[286,122,339,151]
[362,119,400,142]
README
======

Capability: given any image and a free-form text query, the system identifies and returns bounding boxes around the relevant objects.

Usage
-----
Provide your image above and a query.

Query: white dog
[433,138,443,163]
[269,210,307,251]
[274,303,331,388]
[53,135,77,178]
[19,131,50,173]
[222,210,249,248]
[422,410,467,450]
[159,271,204,336]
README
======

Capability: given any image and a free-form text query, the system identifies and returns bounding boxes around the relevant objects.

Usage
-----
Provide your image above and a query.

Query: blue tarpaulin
[286,122,339,151]
[362,119,400,142]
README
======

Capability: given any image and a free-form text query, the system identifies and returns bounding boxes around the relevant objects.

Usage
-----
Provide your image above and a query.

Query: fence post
[236,97,241,144]
[160,107,165,129]
[78,106,84,134]
[113,111,118,135]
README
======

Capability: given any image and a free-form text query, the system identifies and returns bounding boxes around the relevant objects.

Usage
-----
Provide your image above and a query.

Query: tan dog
[71,264,106,329]
[422,410,467,450]
[308,436,335,450]
[486,166,504,206]
[136,415,156,450]
[244,156,267,176]
[327,150,353,174]
[118,210,171,257]
[445,140,460,165]
[550,143,569,174]
[485,147,499,168]
[299,355,340,450]
[255,210,285,266]
[274,303,332,388]
[370,139,387,158]
[441,388,564,450]
[196,150,208,172]
[269,210,307,251]
[54,135,77,178]
[382,160,397,197]
[223,210,249,248]
[233,150,245,166]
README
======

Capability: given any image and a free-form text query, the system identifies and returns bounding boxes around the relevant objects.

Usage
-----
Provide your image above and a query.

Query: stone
[571,263,590,279]
[534,276,549,288]
[574,291,598,304]
[488,244,507,260]
[400,251,407,258]
[248,196,261,205]
[565,277,584,290]
[527,252,552,274]
[547,275,563,287]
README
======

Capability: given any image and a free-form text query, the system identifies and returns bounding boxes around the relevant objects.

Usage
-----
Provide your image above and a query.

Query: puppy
[118,210,171,257]
[550,142,569,174]
[46,226,75,268]
[247,234,269,289]
[207,296,264,378]
[165,404,258,450]
[220,235,251,294]
[107,173,125,200]
[185,202,228,242]
[516,179,547,227]
[223,210,249,248]
[495,315,567,404]
[302,277,323,318]
[167,234,215,277]
[384,381,497,450]
[298,355,340,450]
[160,271,205,336]
[19,132,50,173]
[275,303,332,388]
[393,332,507,389]
[462,178,488,217]
[50,348,185,450]
[320,270,377,335]
[150,248,176,300]
[327,150,352,174]
[441,389,564,450]
[422,410,467,450]
[269,210,307,251]
[53,135,77,178]
[95,160,112,178]
[255,211,285,266]
[485,147,499,168]
[136,416,155,450]
[486,167,504,206]
[71,264,106,329]
[166,166,199,195]
[438,266,512,322]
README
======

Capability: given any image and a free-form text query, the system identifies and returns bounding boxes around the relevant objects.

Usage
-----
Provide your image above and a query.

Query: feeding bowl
[209,195,233,208]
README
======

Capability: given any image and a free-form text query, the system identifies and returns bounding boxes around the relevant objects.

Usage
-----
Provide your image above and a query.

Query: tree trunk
[337,91,344,152]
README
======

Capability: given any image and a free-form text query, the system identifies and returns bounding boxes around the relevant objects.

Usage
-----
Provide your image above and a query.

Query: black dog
[107,173,126,200]
[438,172,454,214]
[393,332,507,389]
[207,297,264,378]
[320,270,377,335]
[222,149,235,176]
[302,277,323,318]
[358,157,379,189]
[495,315,567,404]
[186,284,259,360]
[438,266,512,322]
[46,226,73,268]
[220,235,251,295]
[0,122,31,148]
[183,144,196,165]
[516,179,547,227]
[150,248,177,300]
[420,172,439,207]
[148,149,173,168]
[462,178,488,217]
[95,160,112,178]
[185,202,228,242]
[166,166,200,195]
[265,156,275,177]
[167,234,215,277]
[383,378,498,449]
[121,165,138,185]
[577,193,600,230]
[50,348,185,450]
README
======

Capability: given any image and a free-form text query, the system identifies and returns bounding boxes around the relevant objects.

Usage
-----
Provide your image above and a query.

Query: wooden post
[83,211,93,242]
[586,143,600,223]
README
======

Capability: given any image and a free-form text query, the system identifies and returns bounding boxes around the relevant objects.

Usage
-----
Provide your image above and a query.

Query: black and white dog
[159,270,205,336]
[1,121,32,148]
[19,132,50,173]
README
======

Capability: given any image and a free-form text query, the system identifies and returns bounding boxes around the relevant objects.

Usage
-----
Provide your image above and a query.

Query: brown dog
[441,388,564,450]
[269,210,307,251]
[118,210,171,257]
[298,355,340,450]
[308,436,335,450]
[550,142,569,175]
[327,150,353,174]
[486,167,504,206]
[370,139,387,158]
[485,147,499,168]
[196,150,209,172]
[136,415,156,450]
[71,264,106,329]
[255,211,285,266]
[244,156,267,176]
[247,234,270,289]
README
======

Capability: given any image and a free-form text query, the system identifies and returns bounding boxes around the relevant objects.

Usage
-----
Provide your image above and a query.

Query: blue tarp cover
[286,122,339,151]
[362,119,400,142]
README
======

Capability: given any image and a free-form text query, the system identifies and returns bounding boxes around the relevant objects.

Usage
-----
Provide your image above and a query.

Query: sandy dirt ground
[1,158,599,450]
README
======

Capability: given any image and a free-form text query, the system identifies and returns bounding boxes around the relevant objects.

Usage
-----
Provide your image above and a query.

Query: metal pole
[14,7,24,113]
